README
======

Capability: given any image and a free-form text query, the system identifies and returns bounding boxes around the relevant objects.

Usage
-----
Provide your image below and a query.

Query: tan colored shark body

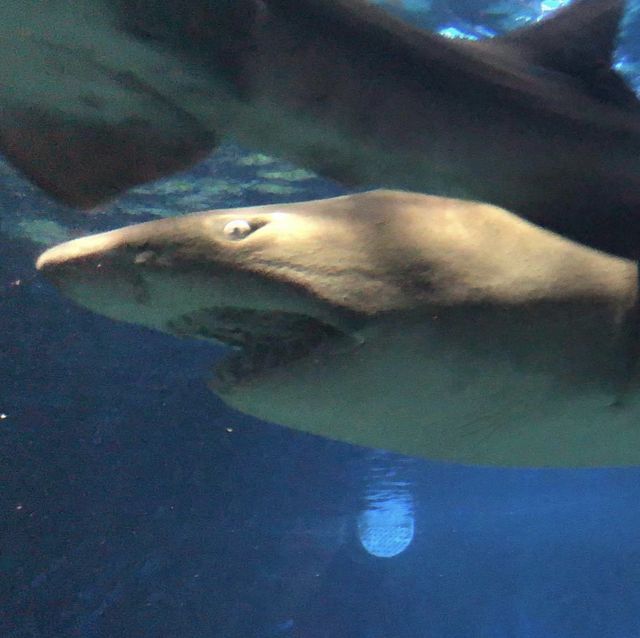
[36,191,640,467]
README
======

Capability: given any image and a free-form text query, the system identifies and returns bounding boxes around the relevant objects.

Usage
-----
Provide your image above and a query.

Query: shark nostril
[134,250,156,264]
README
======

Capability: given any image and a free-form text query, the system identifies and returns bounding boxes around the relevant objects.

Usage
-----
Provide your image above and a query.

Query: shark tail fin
[503,0,638,108]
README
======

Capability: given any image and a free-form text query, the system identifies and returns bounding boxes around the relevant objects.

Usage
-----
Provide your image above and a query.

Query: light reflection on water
[357,452,417,558]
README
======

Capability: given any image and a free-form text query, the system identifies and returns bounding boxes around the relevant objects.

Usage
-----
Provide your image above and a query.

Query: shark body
[2,0,640,256]
[36,190,640,468]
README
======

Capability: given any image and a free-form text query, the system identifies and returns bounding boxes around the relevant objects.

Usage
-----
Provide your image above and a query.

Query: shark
[35,190,640,468]
[2,0,640,257]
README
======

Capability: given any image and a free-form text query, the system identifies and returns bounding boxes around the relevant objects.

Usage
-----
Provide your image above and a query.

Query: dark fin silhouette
[0,105,216,209]
[0,29,217,210]
[503,0,638,107]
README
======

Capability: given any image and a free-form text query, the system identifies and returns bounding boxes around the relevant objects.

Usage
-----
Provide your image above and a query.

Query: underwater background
[3,0,640,636]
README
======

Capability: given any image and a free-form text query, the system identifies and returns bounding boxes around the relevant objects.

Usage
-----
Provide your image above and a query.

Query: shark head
[36,190,640,467]
[37,191,436,394]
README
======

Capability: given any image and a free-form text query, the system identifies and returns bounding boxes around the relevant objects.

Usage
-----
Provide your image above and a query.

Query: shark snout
[36,232,123,277]
[35,230,152,311]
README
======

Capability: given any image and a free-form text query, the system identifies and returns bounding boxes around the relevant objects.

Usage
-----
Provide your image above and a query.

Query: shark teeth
[165,306,355,388]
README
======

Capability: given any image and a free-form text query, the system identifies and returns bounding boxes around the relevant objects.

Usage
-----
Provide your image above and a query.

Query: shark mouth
[165,306,355,387]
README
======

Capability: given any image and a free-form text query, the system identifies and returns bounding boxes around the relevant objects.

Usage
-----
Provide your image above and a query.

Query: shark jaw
[35,254,364,393]
[36,254,365,391]
[167,305,360,391]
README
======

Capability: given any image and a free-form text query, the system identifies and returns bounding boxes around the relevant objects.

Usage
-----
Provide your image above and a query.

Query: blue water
[3,1,640,637]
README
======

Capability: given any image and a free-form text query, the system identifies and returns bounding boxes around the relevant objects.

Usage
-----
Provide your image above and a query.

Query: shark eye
[223,219,253,241]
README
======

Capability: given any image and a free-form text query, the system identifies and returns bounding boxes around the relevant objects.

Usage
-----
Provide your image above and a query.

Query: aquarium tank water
[2,1,640,637]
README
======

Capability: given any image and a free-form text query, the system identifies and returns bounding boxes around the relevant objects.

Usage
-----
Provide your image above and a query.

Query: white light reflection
[357,453,416,558]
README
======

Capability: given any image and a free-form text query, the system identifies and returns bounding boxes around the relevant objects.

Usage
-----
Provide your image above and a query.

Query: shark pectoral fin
[0,102,216,208]
[0,29,216,208]
[502,0,638,108]
[0,1,220,208]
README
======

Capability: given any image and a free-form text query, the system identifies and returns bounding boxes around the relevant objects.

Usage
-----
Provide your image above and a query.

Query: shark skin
[36,190,640,468]
[1,0,640,256]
